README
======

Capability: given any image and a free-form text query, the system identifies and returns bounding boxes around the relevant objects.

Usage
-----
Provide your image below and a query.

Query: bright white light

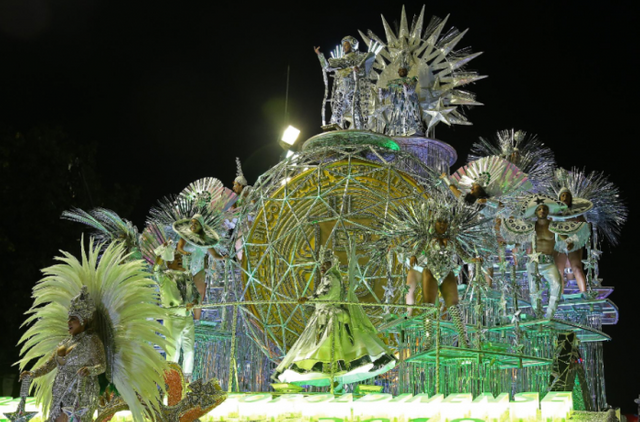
[282,125,300,146]
[286,150,295,158]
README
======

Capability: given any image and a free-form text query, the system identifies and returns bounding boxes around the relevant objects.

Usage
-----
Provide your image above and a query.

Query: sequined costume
[423,237,472,284]
[318,37,376,129]
[501,216,565,318]
[32,332,106,422]
[378,76,423,136]
[273,256,395,386]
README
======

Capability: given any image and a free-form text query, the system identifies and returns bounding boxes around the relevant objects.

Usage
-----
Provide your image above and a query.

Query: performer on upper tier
[390,198,494,349]
[315,36,378,130]
[441,156,532,209]
[502,194,569,319]
[553,187,592,295]
[377,65,423,136]
[273,247,395,387]
[154,244,200,382]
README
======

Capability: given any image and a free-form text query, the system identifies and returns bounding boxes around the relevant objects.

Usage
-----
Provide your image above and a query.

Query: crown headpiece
[341,35,359,51]
[68,286,95,324]
[234,157,248,186]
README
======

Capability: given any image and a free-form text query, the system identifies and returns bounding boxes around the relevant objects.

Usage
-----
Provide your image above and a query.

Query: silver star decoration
[527,252,541,263]
[424,98,456,130]
[591,248,602,259]
[382,283,396,302]
[582,258,597,271]
[3,405,38,422]
[62,405,89,422]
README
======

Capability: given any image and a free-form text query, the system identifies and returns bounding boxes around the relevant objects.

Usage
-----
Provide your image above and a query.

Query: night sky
[1,0,638,413]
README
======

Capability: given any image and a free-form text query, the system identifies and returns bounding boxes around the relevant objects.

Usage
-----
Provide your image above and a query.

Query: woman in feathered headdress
[549,168,627,295]
[390,194,494,349]
[17,240,171,422]
[273,246,395,388]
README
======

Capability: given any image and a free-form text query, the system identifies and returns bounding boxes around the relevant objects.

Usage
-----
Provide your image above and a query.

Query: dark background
[1,0,638,414]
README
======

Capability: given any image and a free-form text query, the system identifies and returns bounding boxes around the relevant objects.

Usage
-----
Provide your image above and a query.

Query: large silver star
[423,98,456,130]
[3,399,38,422]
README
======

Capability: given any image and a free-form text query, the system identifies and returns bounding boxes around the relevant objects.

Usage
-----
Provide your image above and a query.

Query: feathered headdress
[234,157,248,186]
[386,188,495,259]
[451,155,532,198]
[551,167,627,246]
[17,239,171,421]
[61,208,141,258]
[68,286,95,324]
[468,129,556,192]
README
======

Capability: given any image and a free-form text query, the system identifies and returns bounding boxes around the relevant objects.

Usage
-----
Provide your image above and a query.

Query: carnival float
[2,6,627,422]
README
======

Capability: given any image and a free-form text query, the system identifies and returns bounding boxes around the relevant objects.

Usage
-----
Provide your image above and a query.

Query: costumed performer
[390,198,494,349]
[315,36,379,130]
[468,129,557,193]
[20,287,104,422]
[501,194,569,318]
[272,246,396,387]
[377,64,423,136]
[17,240,171,422]
[441,155,532,208]
[153,242,200,382]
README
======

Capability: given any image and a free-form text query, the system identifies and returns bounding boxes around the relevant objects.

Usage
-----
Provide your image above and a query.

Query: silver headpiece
[558,187,571,198]
[341,35,359,51]
[68,286,95,325]
[234,157,248,186]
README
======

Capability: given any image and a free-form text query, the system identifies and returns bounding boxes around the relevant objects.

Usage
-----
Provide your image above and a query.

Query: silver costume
[32,332,106,422]
[318,37,376,129]
[378,76,423,136]
[423,237,471,284]
[527,254,563,319]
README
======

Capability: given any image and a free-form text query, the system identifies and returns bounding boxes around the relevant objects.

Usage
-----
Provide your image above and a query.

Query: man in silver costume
[502,197,568,319]
[21,287,106,422]
[315,36,377,129]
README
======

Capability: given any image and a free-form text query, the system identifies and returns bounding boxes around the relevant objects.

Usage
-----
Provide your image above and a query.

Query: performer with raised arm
[468,129,557,193]
[273,246,395,387]
[315,36,379,129]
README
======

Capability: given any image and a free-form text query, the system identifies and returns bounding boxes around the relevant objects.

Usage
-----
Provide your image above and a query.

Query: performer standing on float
[315,36,379,129]
[390,197,494,349]
[468,129,557,193]
[550,168,627,295]
[153,241,200,382]
[501,195,569,318]
[273,247,395,387]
